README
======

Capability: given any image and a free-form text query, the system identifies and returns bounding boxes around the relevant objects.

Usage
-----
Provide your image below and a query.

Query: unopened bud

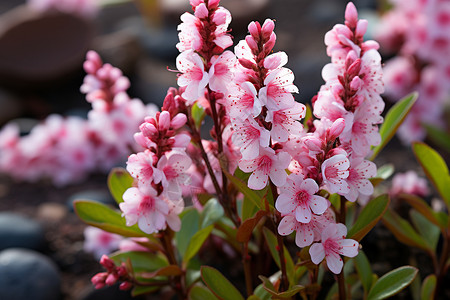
[239,58,255,69]
[105,273,119,286]
[328,118,346,141]
[347,59,361,78]
[248,21,261,41]
[261,19,275,41]
[263,33,276,56]
[245,36,258,53]
[100,255,115,271]
[170,113,187,129]
[158,111,171,132]
[344,2,358,29]
[119,281,133,291]
[355,19,368,38]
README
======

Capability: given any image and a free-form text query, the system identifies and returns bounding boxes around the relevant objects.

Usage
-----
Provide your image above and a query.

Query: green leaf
[73,200,148,237]
[189,284,217,300]
[370,92,418,160]
[354,250,373,295]
[224,170,264,210]
[200,198,224,229]
[303,104,313,130]
[131,286,159,297]
[242,194,260,222]
[262,227,295,285]
[370,164,395,187]
[183,225,213,264]
[400,194,448,230]
[413,142,450,212]
[140,265,183,279]
[367,266,418,300]
[247,296,262,300]
[107,167,134,204]
[254,283,272,300]
[259,275,304,298]
[423,123,450,153]
[201,266,244,300]
[382,209,430,251]
[175,208,200,257]
[420,274,436,300]
[192,102,206,128]
[347,194,389,241]
[110,251,168,273]
[410,209,440,252]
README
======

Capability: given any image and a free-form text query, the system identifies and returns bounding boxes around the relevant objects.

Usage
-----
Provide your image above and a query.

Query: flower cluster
[91,255,133,291]
[0,51,156,186]
[390,170,430,198]
[272,2,384,274]
[119,89,192,234]
[376,0,450,143]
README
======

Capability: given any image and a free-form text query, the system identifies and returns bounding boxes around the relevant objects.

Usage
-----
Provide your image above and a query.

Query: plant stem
[242,243,253,296]
[434,230,449,300]
[339,196,346,224]
[160,230,186,299]
[337,271,346,300]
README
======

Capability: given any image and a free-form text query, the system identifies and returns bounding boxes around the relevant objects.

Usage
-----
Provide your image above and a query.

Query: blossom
[176,50,209,103]
[259,67,298,111]
[227,81,262,120]
[309,223,359,274]
[83,226,123,259]
[321,154,350,195]
[120,186,169,234]
[209,51,236,94]
[126,150,156,185]
[266,102,305,142]
[343,157,376,202]
[276,175,329,223]
[390,170,429,198]
[231,117,270,160]
[238,147,290,190]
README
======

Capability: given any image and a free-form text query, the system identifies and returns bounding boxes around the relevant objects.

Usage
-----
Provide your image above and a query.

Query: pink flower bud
[91,272,107,286]
[172,133,191,148]
[158,111,171,132]
[239,58,255,69]
[170,113,187,129]
[117,265,128,277]
[105,273,119,286]
[345,2,358,28]
[263,33,276,56]
[248,21,261,40]
[350,76,363,91]
[140,122,158,138]
[245,36,259,53]
[347,59,361,77]
[100,255,115,271]
[195,3,208,18]
[345,51,358,69]
[355,19,368,38]
[261,19,275,41]
[119,281,133,291]
[328,118,345,141]
[190,0,202,7]
[303,136,324,152]
[208,0,220,9]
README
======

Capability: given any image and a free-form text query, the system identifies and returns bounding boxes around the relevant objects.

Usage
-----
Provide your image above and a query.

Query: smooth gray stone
[0,212,45,251]
[0,248,61,300]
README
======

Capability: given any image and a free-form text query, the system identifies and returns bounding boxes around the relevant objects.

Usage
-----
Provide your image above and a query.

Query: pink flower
[84,226,123,259]
[259,67,298,110]
[278,215,315,248]
[120,186,169,234]
[390,170,430,198]
[309,223,359,274]
[238,147,290,190]
[209,51,236,94]
[155,150,192,201]
[176,13,203,52]
[266,102,305,142]
[227,81,262,120]
[343,157,376,202]
[176,50,209,103]
[126,150,156,185]
[276,175,329,223]
[231,117,270,160]
[321,154,350,195]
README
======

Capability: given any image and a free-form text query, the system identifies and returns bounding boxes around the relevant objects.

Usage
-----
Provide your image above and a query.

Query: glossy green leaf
[107,167,133,204]
[254,284,272,300]
[183,225,213,264]
[192,102,206,128]
[201,266,244,300]
[247,295,262,300]
[200,198,224,229]
[259,275,304,298]
[140,265,183,279]
[367,266,418,300]
[400,194,448,230]
[421,274,436,300]
[354,250,373,295]
[382,209,430,251]
[224,170,264,210]
[131,286,159,297]
[74,200,147,237]
[189,284,217,300]
[242,194,259,221]
[175,208,200,257]
[303,104,313,130]
[423,123,450,153]
[110,251,168,273]
[347,194,389,241]
[262,227,295,285]
[413,142,450,211]
[410,209,440,252]
[370,92,418,160]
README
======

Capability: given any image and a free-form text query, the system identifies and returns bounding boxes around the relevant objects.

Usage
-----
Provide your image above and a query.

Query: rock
[0,248,61,300]
[37,202,67,223]
[67,189,116,212]
[0,212,45,251]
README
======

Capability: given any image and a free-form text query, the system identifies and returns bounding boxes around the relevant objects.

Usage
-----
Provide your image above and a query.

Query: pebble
[37,202,67,223]
[0,212,45,251]
[67,189,116,212]
[0,248,61,300]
